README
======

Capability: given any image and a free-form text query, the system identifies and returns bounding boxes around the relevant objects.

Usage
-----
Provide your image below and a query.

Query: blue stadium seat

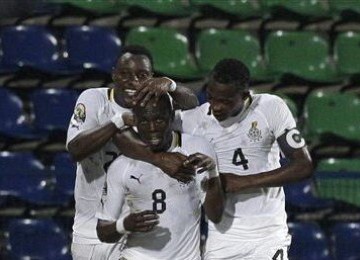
[288,222,332,260]
[30,89,78,133]
[65,26,122,73]
[284,178,334,211]
[6,218,71,260]
[331,222,360,260]
[1,26,71,74]
[52,152,76,205]
[0,88,38,139]
[0,151,57,206]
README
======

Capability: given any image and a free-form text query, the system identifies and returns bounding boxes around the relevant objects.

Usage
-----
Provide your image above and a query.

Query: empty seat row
[50,0,360,19]
[0,88,77,139]
[3,25,360,82]
[0,151,75,207]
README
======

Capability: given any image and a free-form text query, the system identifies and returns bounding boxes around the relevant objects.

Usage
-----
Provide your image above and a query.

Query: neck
[219,96,251,127]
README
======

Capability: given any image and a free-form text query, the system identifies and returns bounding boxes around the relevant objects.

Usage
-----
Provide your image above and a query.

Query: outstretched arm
[133,77,198,110]
[221,129,313,193]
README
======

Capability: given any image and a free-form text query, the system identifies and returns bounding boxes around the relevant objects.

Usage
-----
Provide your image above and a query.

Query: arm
[185,152,225,223]
[221,129,313,193]
[112,130,195,183]
[133,77,198,110]
[68,122,118,162]
[97,210,159,243]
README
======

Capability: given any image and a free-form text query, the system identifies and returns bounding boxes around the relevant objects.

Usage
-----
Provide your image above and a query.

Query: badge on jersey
[70,103,86,129]
[247,121,262,142]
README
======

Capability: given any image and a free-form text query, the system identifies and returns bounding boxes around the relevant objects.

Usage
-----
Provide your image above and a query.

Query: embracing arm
[170,85,199,110]
[97,220,123,243]
[221,129,313,193]
[68,123,118,162]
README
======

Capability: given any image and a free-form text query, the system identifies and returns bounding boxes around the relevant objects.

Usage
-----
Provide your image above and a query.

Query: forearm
[203,177,225,223]
[68,123,118,162]
[96,220,124,243]
[170,85,199,110]
[223,158,313,193]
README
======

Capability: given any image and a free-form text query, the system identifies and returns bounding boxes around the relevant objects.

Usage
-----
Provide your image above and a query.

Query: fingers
[183,153,215,173]
[132,210,159,232]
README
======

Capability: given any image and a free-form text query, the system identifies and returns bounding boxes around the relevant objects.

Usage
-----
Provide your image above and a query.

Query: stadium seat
[284,178,334,211]
[329,0,360,17]
[0,88,38,139]
[1,26,71,74]
[0,151,57,206]
[265,31,340,83]
[303,90,360,143]
[125,0,191,16]
[51,0,122,14]
[65,26,122,73]
[261,0,330,19]
[196,29,272,82]
[315,158,360,207]
[335,31,360,76]
[30,89,78,133]
[5,218,71,260]
[191,0,261,18]
[288,222,332,260]
[331,222,360,260]
[126,27,203,80]
[52,152,76,205]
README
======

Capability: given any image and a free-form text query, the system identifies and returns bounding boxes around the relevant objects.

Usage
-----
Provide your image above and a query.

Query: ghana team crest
[247,121,262,142]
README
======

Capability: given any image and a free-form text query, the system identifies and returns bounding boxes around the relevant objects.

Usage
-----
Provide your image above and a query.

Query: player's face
[206,81,246,122]
[136,105,172,152]
[112,54,153,107]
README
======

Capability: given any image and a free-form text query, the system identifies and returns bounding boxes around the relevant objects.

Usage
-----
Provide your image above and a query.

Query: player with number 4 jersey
[177,59,313,260]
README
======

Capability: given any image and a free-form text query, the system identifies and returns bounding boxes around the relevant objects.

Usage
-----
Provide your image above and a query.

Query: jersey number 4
[232,148,249,170]
[152,189,166,214]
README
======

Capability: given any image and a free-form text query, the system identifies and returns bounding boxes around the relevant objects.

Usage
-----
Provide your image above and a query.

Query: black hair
[119,45,154,68]
[133,94,174,119]
[209,59,250,91]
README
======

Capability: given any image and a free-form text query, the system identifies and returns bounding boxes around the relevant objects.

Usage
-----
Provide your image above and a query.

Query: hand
[134,77,174,107]
[154,152,196,184]
[122,112,135,127]
[123,210,159,232]
[183,153,216,174]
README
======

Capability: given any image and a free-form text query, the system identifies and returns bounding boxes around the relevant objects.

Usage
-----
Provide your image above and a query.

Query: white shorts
[204,235,291,260]
[71,242,122,260]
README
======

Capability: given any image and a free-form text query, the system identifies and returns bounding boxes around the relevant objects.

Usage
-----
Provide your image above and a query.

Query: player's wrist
[116,216,130,234]
[163,77,177,92]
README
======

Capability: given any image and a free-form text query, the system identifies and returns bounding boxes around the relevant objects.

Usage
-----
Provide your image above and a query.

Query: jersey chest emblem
[247,121,262,142]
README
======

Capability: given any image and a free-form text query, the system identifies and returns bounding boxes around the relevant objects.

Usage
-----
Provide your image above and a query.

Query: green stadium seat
[125,0,192,16]
[265,31,341,83]
[329,0,360,17]
[315,158,360,207]
[335,31,360,76]
[196,29,272,82]
[303,90,360,143]
[126,27,203,80]
[261,0,330,18]
[191,0,261,18]
[51,0,123,13]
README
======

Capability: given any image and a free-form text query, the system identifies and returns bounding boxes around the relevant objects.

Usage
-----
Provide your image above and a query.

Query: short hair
[118,45,154,68]
[133,94,174,118]
[209,59,250,91]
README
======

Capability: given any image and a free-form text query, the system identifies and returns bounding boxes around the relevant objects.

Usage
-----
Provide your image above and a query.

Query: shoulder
[77,87,109,101]
[255,93,286,107]
[181,133,214,154]
[181,102,210,117]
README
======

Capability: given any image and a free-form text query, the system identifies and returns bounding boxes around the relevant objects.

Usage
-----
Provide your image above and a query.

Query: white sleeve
[96,157,128,221]
[263,96,297,139]
[177,106,205,135]
[66,89,104,146]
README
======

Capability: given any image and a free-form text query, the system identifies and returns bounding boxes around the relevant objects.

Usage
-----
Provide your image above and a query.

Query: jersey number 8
[152,189,166,214]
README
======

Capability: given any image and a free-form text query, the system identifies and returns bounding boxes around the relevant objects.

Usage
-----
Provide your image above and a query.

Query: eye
[138,72,151,80]
[155,119,165,124]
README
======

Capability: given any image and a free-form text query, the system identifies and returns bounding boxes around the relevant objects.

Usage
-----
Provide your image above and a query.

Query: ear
[122,112,136,127]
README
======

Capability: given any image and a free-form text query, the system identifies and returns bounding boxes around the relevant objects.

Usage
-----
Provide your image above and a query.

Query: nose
[149,121,156,131]
[211,102,223,114]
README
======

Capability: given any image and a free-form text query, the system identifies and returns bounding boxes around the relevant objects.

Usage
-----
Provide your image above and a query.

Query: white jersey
[96,133,217,260]
[67,87,130,244]
[179,94,295,251]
